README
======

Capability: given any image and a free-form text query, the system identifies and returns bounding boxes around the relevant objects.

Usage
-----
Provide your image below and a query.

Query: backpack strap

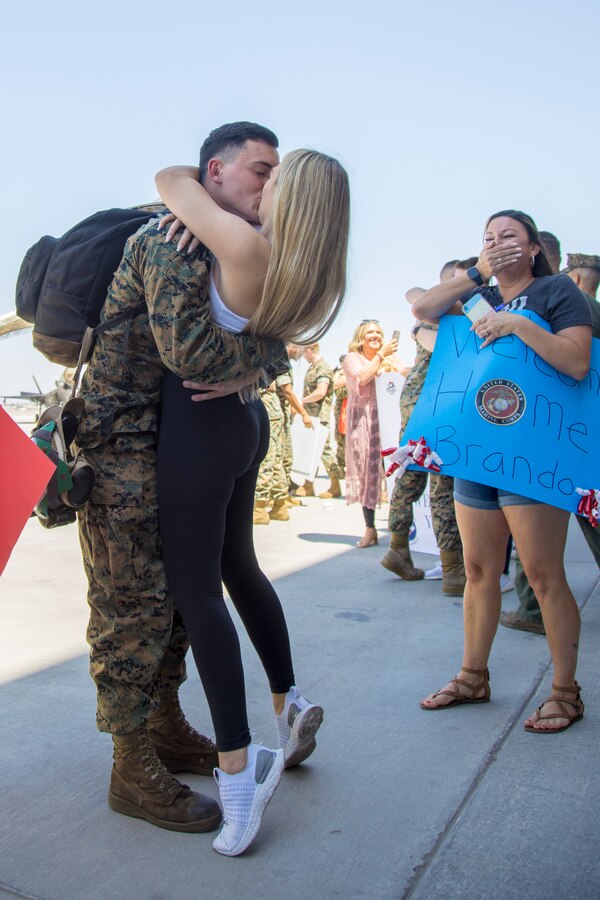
[70,301,146,400]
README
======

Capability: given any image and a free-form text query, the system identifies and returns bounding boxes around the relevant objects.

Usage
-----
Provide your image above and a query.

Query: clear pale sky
[1,0,598,395]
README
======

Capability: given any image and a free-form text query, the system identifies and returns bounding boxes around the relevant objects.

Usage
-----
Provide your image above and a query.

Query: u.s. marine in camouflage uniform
[76,218,286,827]
[276,368,294,485]
[278,344,313,491]
[382,321,463,593]
[254,379,289,521]
[332,357,347,479]
[255,358,310,521]
[297,343,341,498]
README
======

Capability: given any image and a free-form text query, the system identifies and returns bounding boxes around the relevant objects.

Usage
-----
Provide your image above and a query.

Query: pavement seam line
[401,575,599,900]
[0,884,43,900]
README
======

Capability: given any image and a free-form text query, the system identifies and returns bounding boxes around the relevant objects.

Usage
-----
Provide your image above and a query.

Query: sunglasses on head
[360,319,380,325]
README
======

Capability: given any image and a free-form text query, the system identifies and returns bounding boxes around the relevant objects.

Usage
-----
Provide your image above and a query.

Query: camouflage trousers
[256,395,287,503]
[335,430,346,479]
[282,420,292,485]
[388,469,461,553]
[317,434,341,481]
[77,435,188,735]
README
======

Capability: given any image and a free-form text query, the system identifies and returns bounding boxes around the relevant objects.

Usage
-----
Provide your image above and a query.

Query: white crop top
[209,269,249,334]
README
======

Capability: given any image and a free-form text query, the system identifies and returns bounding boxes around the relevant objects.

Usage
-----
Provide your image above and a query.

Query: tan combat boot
[295,480,315,497]
[147,690,218,776]
[253,500,270,525]
[109,731,222,833]
[440,550,466,596]
[284,494,302,507]
[380,535,424,580]
[319,477,341,499]
[269,498,290,521]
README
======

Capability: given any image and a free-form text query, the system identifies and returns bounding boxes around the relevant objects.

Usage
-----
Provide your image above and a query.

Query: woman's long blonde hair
[247,149,350,344]
[348,320,384,353]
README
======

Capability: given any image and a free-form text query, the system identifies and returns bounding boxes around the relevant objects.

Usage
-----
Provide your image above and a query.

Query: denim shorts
[453,477,540,511]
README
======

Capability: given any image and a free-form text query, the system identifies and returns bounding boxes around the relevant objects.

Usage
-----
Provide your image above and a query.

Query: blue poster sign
[403,311,600,514]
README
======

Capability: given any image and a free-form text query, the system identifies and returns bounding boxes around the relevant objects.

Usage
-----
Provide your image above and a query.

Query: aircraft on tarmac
[0,312,72,415]
[0,375,61,417]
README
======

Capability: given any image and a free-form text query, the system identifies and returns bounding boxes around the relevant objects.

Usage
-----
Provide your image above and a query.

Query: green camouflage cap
[562,253,600,273]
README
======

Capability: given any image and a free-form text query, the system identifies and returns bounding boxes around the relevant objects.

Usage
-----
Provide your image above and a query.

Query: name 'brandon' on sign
[433,424,578,498]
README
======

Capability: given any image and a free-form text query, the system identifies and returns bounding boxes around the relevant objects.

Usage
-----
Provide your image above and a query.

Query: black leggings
[157,373,295,752]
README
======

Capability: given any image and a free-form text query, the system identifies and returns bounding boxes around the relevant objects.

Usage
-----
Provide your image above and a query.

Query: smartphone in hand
[392,329,400,341]
[462,294,495,324]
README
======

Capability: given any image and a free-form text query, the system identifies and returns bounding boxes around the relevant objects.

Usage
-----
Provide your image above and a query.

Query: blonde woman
[343,320,398,547]
[155,148,350,855]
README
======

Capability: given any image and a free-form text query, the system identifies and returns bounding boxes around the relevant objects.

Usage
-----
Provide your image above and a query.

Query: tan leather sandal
[355,529,378,549]
[420,666,491,710]
[524,682,584,734]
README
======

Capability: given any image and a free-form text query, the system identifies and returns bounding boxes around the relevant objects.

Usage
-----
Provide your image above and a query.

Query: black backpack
[15,205,162,368]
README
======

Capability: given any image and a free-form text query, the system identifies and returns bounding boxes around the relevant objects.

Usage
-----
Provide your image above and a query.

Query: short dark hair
[539,231,562,273]
[571,267,600,296]
[455,256,479,271]
[440,259,459,279]
[199,121,279,182]
[486,210,554,277]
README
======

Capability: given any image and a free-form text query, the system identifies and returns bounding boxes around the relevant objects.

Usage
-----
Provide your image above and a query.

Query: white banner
[291,416,329,484]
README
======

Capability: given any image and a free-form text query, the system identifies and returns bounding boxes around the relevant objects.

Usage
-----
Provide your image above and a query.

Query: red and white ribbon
[576,487,600,527]
[381,437,442,478]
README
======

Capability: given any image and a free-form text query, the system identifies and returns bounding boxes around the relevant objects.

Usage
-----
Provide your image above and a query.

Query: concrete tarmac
[1,478,599,900]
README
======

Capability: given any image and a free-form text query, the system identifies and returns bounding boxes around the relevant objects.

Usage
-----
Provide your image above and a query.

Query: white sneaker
[500,574,514,594]
[212,744,284,857]
[274,686,324,769]
[424,560,443,580]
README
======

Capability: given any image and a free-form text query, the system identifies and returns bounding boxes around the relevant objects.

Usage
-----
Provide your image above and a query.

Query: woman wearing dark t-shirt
[412,210,592,734]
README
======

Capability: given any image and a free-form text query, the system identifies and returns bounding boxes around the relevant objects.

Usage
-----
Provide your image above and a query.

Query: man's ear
[206,158,223,184]
[571,272,581,287]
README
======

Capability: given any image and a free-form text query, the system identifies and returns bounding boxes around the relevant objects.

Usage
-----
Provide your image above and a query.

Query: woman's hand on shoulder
[157,214,200,253]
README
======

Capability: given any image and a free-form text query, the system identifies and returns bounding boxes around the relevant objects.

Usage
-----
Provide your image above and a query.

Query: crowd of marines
[254,341,347,524]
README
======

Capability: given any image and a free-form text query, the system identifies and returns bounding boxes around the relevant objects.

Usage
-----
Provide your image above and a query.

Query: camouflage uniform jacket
[275,366,293,424]
[259,381,284,421]
[584,292,600,337]
[303,357,334,426]
[333,367,348,403]
[333,367,348,426]
[77,219,287,449]
[399,323,437,437]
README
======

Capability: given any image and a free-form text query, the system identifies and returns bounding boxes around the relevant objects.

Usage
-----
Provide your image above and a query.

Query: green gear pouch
[30,398,96,528]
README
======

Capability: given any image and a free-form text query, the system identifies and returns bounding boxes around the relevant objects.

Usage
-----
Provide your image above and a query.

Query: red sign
[0,406,56,576]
